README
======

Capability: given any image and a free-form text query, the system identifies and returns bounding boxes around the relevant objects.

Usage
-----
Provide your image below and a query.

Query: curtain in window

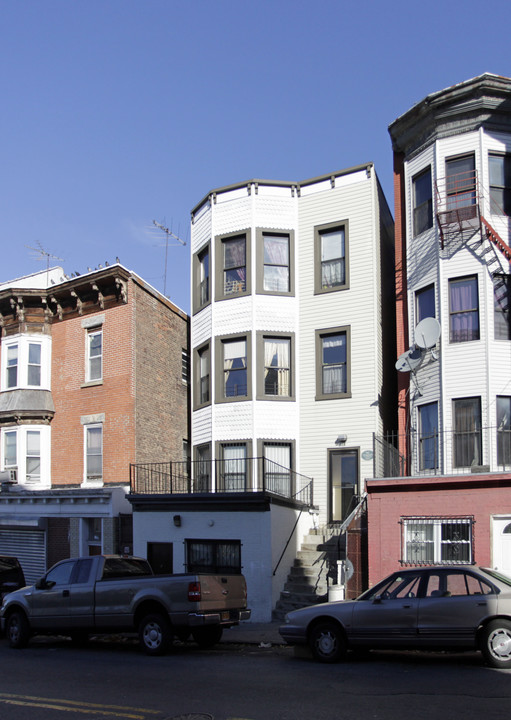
[264,443,291,497]
[223,340,247,397]
[322,334,346,393]
[405,522,434,564]
[450,278,479,342]
[264,338,290,395]
[321,230,345,288]
[222,444,246,491]
[264,236,289,292]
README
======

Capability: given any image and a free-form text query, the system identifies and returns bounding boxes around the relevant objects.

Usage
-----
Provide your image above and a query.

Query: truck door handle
[62,590,70,597]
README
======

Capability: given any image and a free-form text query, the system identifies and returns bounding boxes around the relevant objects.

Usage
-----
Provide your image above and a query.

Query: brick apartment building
[0,264,189,581]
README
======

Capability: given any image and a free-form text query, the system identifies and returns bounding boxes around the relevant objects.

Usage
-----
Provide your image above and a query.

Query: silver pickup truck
[0,554,250,655]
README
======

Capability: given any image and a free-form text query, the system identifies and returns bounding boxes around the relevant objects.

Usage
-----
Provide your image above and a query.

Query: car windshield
[357,572,422,601]
[480,567,511,588]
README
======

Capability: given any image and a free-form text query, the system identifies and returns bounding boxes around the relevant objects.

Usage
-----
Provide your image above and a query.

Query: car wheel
[309,620,347,663]
[138,613,171,656]
[480,620,511,669]
[191,626,223,648]
[6,611,30,649]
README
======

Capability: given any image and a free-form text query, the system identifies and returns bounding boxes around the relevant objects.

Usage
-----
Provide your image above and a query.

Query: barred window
[402,517,473,565]
[186,539,241,574]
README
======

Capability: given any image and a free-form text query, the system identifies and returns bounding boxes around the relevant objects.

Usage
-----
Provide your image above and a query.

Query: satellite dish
[395,345,423,373]
[415,317,441,349]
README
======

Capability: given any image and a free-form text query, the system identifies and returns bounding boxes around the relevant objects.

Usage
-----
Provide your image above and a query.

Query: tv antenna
[25,242,64,283]
[150,220,186,296]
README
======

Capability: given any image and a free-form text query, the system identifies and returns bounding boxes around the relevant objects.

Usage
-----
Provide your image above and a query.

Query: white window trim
[83,423,103,487]
[0,425,50,488]
[1,334,51,391]
[402,517,473,565]
[86,329,103,383]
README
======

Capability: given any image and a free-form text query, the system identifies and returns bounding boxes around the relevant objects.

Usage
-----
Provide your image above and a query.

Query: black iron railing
[130,456,313,505]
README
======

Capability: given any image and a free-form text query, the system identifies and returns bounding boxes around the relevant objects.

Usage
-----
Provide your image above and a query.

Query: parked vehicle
[279,565,511,668]
[0,555,250,655]
[0,557,26,601]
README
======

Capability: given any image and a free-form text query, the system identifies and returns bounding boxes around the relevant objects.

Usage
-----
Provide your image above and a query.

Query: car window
[46,561,75,586]
[425,571,494,598]
[73,559,93,585]
[379,574,422,599]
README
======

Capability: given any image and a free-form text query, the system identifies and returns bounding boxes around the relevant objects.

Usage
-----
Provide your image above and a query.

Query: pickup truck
[0,555,250,655]
[0,556,26,601]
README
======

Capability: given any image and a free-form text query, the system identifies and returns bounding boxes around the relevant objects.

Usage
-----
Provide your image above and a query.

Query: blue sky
[2,0,510,313]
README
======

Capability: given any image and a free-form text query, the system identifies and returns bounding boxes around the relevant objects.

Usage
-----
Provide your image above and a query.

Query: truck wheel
[6,611,30,649]
[138,614,171,656]
[191,626,223,648]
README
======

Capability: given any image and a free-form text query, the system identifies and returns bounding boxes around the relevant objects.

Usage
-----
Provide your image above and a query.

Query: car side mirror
[35,578,55,590]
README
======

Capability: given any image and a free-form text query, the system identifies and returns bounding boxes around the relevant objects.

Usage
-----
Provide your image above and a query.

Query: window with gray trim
[256,333,294,399]
[314,221,349,294]
[193,342,211,408]
[256,229,294,295]
[216,442,252,492]
[215,334,252,403]
[315,327,350,399]
[192,243,210,313]
[215,230,251,300]
[412,167,433,236]
[194,443,211,491]
[494,274,511,340]
[489,153,511,216]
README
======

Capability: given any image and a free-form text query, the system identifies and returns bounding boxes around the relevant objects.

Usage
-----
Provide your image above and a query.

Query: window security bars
[130,457,313,506]
[401,517,474,566]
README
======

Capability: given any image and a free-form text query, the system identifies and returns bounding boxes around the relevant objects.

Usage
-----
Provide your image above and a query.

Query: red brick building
[0,265,188,581]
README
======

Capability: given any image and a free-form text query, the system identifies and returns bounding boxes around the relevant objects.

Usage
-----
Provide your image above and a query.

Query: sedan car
[279,566,511,668]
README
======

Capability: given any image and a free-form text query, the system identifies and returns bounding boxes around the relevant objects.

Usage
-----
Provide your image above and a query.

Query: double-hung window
[87,330,102,381]
[263,337,290,397]
[418,402,439,471]
[194,343,210,407]
[194,443,211,492]
[489,153,511,216]
[263,442,292,497]
[416,284,435,324]
[26,430,41,484]
[1,426,48,486]
[198,245,210,305]
[497,396,511,467]
[6,345,18,388]
[446,154,476,212]
[85,424,103,484]
[402,517,473,565]
[219,443,248,492]
[223,235,246,295]
[3,430,17,471]
[412,167,433,236]
[449,275,479,342]
[316,327,350,400]
[215,334,251,402]
[315,222,348,293]
[262,234,290,293]
[27,343,42,386]
[494,274,511,340]
[453,397,482,468]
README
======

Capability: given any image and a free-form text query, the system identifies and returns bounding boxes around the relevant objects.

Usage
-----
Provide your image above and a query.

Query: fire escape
[435,169,511,271]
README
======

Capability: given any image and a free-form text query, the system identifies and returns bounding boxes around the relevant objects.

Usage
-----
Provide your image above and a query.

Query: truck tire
[6,610,30,649]
[138,613,171,656]
[191,626,223,648]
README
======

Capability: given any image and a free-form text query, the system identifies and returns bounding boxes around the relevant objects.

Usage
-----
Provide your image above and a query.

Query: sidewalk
[221,621,283,645]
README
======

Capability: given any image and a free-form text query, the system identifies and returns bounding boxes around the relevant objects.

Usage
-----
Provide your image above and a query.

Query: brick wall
[132,280,189,463]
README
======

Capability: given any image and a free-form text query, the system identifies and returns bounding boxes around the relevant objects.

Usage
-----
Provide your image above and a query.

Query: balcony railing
[373,425,511,478]
[130,457,313,506]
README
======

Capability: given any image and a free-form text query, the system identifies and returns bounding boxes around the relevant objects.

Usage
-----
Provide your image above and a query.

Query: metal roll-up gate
[0,529,46,583]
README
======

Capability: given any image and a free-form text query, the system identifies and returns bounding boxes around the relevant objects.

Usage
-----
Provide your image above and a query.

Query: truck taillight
[188,581,201,602]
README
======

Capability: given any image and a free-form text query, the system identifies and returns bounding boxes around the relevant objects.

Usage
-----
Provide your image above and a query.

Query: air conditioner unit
[0,468,17,484]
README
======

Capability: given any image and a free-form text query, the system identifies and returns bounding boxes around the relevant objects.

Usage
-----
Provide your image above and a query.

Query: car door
[417,569,498,647]
[350,571,423,647]
[30,559,76,630]
[68,558,95,628]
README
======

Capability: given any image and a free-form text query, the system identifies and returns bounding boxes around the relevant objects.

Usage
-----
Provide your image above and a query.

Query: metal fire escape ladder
[480,216,511,266]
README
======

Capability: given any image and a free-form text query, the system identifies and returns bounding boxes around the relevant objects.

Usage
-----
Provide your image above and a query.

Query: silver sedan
[279,566,511,668]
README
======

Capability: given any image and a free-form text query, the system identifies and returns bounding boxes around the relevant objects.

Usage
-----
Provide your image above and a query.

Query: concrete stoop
[272,526,344,621]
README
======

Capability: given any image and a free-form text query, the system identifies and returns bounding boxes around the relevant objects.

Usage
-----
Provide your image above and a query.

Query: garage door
[0,529,46,583]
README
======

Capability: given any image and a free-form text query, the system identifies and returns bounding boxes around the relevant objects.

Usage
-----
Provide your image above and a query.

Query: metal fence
[130,457,313,505]
[374,425,511,478]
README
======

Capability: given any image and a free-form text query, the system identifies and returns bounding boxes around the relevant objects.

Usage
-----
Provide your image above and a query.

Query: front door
[492,516,511,577]
[329,449,358,523]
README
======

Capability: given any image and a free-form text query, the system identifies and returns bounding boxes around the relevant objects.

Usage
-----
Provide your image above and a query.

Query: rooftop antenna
[151,220,186,296]
[25,242,64,285]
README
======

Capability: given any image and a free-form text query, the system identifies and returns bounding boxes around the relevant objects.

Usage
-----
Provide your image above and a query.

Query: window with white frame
[412,167,433,236]
[85,424,103,484]
[446,154,476,211]
[402,517,473,565]
[1,336,49,391]
[87,330,102,382]
[1,426,49,486]
[418,402,439,471]
[415,284,435,323]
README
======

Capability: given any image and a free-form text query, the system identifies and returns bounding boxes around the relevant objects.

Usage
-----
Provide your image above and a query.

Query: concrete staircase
[272,526,344,621]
